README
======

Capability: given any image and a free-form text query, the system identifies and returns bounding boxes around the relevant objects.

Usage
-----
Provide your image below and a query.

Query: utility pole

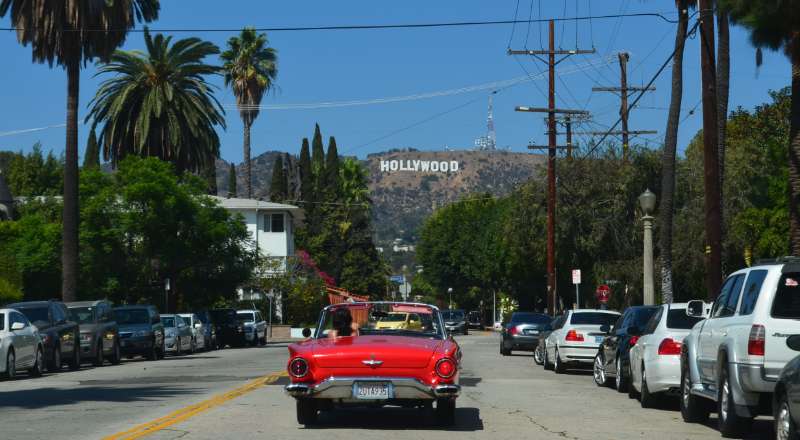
[592,52,656,160]
[509,20,594,316]
[698,0,722,300]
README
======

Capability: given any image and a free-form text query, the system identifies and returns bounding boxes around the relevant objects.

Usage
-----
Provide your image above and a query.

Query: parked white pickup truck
[680,258,800,437]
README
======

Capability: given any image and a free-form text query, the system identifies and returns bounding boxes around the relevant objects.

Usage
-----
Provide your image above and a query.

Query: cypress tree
[204,161,218,195]
[269,155,288,202]
[299,138,313,201]
[325,136,340,199]
[83,130,100,169]
[228,162,237,198]
[311,123,325,184]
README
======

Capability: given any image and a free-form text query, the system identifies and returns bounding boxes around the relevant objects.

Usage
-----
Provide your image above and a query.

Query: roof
[66,300,107,308]
[114,304,153,310]
[211,196,300,212]
[7,300,51,308]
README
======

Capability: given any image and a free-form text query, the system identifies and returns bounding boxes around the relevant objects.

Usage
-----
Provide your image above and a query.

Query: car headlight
[133,330,151,337]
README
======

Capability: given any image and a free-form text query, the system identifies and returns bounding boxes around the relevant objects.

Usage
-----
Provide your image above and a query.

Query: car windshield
[441,310,464,320]
[181,316,191,326]
[318,303,443,339]
[570,312,619,326]
[772,273,800,319]
[162,316,176,327]
[69,307,95,324]
[666,308,704,329]
[113,309,149,325]
[510,312,550,324]
[16,306,49,325]
[210,310,236,323]
[237,312,255,323]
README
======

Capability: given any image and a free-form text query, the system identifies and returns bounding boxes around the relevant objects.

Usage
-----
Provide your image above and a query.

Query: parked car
[285,302,460,426]
[681,257,800,437]
[8,300,80,372]
[534,315,562,365]
[113,305,164,360]
[544,309,620,374]
[467,311,482,329]
[195,311,217,350]
[501,312,551,355]
[210,308,245,348]
[236,309,267,346]
[66,300,120,367]
[773,335,800,440]
[374,311,423,330]
[161,314,193,355]
[593,305,659,392]
[442,309,468,335]
[628,302,706,407]
[178,313,206,352]
[0,308,44,379]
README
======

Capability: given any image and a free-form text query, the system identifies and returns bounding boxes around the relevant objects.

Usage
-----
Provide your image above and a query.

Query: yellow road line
[102,371,286,440]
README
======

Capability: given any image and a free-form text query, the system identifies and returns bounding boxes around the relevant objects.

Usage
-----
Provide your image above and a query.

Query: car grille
[119,332,132,339]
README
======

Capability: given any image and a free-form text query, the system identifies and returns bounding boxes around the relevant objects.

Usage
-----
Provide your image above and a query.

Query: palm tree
[659,0,691,303]
[221,28,278,199]
[86,29,225,174]
[718,0,799,253]
[0,0,159,302]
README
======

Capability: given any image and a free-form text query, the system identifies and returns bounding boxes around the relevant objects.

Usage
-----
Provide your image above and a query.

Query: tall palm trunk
[243,120,252,198]
[717,10,730,262]
[62,59,80,302]
[659,2,689,304]
[790,42,800,255]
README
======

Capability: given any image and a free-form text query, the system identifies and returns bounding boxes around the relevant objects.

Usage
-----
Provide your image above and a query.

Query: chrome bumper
[285,377,460,401]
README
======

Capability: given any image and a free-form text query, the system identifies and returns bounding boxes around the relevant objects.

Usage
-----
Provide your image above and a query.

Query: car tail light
[565,329,584,342]
[288,357,309,378]
[435,358,456,378]
[657,338,682,355]
[629,336,640,346]
[509,326,518,335]
[748,324,765,356]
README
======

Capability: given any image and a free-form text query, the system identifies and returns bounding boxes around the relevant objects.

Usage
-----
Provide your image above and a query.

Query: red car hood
[312,335,443,369]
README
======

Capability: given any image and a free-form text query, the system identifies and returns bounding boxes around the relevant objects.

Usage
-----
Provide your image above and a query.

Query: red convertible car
[285,302,461,426]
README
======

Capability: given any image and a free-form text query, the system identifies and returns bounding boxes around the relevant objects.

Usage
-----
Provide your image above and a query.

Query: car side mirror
[787,335,800,352]
[10,322,25,331]
[600,324,611,334]
[302,328,312,338]
[686,300,705,318]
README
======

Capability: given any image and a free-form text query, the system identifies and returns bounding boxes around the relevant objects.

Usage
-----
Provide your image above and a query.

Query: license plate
[595,336,604,343]
[353,382,392,400]
[524,329,539,335]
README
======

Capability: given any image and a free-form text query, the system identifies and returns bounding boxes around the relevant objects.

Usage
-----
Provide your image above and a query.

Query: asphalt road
[0,332,775,440]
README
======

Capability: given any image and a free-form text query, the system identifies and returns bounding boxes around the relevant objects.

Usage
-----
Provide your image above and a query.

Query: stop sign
[596,284,611,304]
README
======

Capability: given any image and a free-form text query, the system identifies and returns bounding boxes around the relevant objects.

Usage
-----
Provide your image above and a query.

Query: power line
[507,0,522,48]
[0,12,680,33]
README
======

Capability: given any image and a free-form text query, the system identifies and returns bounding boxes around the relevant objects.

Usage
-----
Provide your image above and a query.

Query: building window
[271,213,285,232]
[262,214,270,232]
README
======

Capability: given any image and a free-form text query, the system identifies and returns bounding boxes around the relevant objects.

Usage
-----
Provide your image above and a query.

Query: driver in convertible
[329,307,359,338]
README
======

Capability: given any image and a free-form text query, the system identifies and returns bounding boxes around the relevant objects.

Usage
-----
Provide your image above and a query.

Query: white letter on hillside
[421,161,430,171]
[431,161,440,172]
[450,161,459,172]
[380,160,389,172]
[390,160,399,171]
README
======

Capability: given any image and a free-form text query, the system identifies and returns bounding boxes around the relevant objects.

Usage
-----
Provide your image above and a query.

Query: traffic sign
[571,269,581,285]
[596,284,611,304]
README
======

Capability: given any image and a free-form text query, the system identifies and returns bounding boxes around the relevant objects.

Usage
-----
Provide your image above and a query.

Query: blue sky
[0,1,791,164]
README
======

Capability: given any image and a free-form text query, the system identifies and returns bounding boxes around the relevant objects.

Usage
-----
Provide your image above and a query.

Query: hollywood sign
[379,159,460,173]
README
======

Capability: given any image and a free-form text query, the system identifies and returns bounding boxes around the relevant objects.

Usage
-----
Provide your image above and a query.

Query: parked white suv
[236,310,267,346]
[680,258,800,436]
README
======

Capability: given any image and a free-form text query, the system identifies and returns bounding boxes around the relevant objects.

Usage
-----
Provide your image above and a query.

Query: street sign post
[596,284,611,308]
[571,270,581,309]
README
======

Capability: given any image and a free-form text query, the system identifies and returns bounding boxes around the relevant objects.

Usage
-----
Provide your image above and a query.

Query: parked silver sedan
[161,314,193,355]
[178,313,206,352]
[0,308,44,379]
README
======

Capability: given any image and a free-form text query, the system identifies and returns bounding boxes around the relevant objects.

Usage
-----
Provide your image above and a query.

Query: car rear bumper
[643,356,681,394]
[285,377,460,402]
[503,335,539,350]
[559,344,599,363]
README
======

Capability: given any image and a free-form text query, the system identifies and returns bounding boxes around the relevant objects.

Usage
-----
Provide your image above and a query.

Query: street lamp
[638,189,656,305]
[448,288,453,309]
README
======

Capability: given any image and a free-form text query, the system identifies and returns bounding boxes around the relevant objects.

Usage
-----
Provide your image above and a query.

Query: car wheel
[776,390,799,440]
[110,339,121,365]
[533,345,544,365]
[147,340,158,361]
[48,344,62,372]
[593,353,608,386]
[175,337,182,356]
[29,346,44,377]
[436,398,456,426]
[614,357,628,393]
[500,343,510,356]
[4,349,15,380]
[92,341,104,367]
[680,358,709,423]
[296,399,318,426]
[554,348,565,374]
[543,347,553,371]
[190,338,196,354]
[718,363,752,437]
[68,342,81,371]
[639,364,657,408]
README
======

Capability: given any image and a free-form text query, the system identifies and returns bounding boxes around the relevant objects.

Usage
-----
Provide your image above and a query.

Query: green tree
[269,155,288,202]
[6,144,63,197]
[0,0,160,302]
[325,136,341,199]
[228,162,237,198]
[87,28,225,174]
[221,28,278,199]
[83,130,100,169]
[718,0,799,253]
[299,138,313,201]
[311,124,325,187]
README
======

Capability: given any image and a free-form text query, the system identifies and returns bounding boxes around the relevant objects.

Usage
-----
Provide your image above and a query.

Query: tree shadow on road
[701,416,773,440]
[0,385,202,410]
[306,407,484,431]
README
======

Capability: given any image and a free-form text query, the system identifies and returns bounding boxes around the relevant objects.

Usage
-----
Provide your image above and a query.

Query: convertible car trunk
[313,335,441,369]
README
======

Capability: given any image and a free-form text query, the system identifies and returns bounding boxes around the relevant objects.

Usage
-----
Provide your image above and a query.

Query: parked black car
[209,308,245,348]
[442,309,469,335]
[534,315,563,365]
[113,305,164,360]
[467,311,482,329]
[501,312,552,356]
[7,300,81,371]
[194,311,218,350]
[774,335,800,440]
[595,305,659,393]
[67,300,120,366]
